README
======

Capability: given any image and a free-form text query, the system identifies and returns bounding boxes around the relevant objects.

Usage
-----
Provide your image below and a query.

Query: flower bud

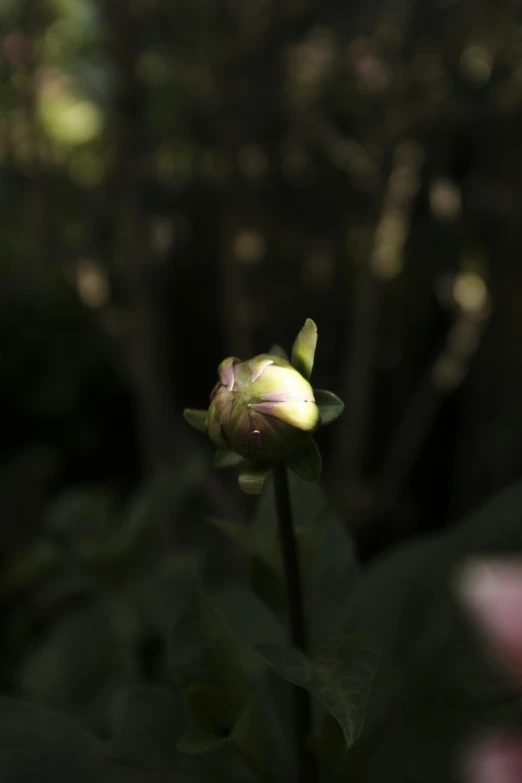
[207,353,319,463]
[184,319,344,492]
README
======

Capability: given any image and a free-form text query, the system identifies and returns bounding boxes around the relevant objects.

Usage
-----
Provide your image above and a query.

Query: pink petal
[217,357,241,391]
[250,358,273,382]
[460,561,522,685]
[466,736,522,783]
[223,369,234,390]
[259,389,314,403]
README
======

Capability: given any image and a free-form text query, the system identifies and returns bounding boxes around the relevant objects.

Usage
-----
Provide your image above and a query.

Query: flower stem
[274,463,315,783]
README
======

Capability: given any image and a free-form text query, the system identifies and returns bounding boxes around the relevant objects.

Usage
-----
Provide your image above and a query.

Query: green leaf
[258,636,378,749]
[0,696,99,753]
[108,684,185,773]
[211,586,286,677]
[168,589,250,733]
[213,449,244,468]
[253,470,321,535]
[124,551,201,636]
[177,729,228,754]
[44,486,114,540]
[178,703,274,783]
[107,466,204,565]
[297,495,339,571]
[205,518,282,575]
[0,750,110,783]
[238,463,272,495]
[16,604,122,709]
[286,436,322,481]
[183,409,208,433]
[0,699,167,783]
[306,521,360,643]
[251,473,359,636]
[290,318,317,380]
[313,714,346,779]
[253,471,348,549]
[108,681,245,782]
[0,540,61,596]
[0,748,176,783]
[228,701,275,783]
[15,554,199,718]
[337,480,522,783]
[249,472,309,613]
[314,390,345,426]
[170,590,277,781]
[268,344,289,361]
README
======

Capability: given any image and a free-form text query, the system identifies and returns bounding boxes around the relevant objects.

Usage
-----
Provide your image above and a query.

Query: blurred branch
[304,114,379,190]
[335,240,380,482]
[348,275,491,533]
[219,191,256,360]
[74,298,244,523]
[216,0,322,75]
[334,140,424,489]
[31,3,246,523]
[15,1,53,282]
[88,2,178,474]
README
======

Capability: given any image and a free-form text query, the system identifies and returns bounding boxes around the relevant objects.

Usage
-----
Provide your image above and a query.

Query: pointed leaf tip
[257,636,378,750]
[183,409,208,433]
[214,449,244,469]
[268,344,289,361]
[177,729,228,754]
[291,319,318,380]
[238,464,273,495]
[314,390,345,426]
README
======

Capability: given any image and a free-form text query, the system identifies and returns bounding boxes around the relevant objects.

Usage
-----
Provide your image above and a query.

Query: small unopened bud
[207,353,319,463]
[183,319,344,492]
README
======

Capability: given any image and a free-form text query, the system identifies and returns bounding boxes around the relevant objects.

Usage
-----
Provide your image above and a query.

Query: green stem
[274,463,315,783]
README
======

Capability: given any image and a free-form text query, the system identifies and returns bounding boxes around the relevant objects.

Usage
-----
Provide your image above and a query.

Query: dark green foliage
[249,471,360,642]
[0,696,171,782]
[2,473,522,780]
[258,635,378,749]
[339,483,522,783]
[312,392,345,427]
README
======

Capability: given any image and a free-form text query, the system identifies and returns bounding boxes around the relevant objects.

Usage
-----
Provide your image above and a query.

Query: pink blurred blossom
[466,736,522,783]
[460,561,522,782]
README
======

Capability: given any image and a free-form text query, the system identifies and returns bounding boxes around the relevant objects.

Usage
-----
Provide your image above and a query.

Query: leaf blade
[268,344,289,361]
[314,390,345,426]
[205,518,282,575]
[291,319,318,380]
[238,464,272,495]
[213,450,244,469]
[287,437,322,482]
[258,636,378,749]
[183,409,208,433]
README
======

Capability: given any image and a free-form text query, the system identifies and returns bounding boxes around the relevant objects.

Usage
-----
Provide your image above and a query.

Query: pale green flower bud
[207,353,319,463]
[184,319,345,492]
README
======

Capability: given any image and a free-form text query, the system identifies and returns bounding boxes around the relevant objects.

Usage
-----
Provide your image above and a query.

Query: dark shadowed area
[1,1,522,782]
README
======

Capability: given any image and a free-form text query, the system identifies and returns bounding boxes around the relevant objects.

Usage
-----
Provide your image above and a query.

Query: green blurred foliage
[1,472,522,781]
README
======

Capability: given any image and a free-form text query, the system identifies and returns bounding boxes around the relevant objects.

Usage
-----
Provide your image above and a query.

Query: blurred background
[1,0,522,739]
